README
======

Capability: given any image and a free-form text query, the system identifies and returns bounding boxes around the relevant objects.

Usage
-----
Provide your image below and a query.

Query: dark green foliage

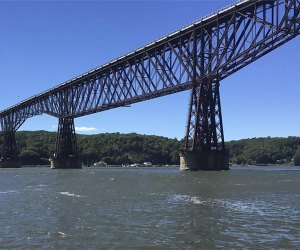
[19,149,48,165]
[293,147,300,166]
[226,137,300,165]
[5,131,300,166]
[15,130,56,165]
[77,132,181,165]
[14,131,181,165]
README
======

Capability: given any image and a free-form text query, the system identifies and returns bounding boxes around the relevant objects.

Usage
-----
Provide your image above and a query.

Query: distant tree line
[77,132,181,165]
[1,131,300,166]
[226,137,300,165]
[12,131,181,165]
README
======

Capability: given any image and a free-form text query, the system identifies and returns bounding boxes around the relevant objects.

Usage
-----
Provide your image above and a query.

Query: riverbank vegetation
[227,137,300,165]
[3,131,300,166]
[14,131,181,166]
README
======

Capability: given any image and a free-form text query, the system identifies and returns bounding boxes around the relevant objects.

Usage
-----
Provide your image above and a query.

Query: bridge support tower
[0,130,20,168]
[50,117,82,169]
[180,78,229,171]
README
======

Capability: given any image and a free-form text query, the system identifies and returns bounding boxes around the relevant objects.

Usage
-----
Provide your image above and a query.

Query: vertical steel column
[54,117,78,159]
[180,78,228,171]
[1,131,17,160]
[180,27,228,171]
[0,117,20,168]
[50,117,82,169]
[0,130,19,168]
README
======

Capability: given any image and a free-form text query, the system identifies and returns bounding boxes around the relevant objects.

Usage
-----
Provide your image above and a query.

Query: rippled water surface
[0,166,299,249]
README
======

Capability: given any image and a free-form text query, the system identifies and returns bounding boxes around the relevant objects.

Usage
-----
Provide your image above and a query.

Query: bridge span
[1,0,299,170]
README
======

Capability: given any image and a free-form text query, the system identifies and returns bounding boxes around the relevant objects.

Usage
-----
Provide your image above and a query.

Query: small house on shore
[93,161,108,167]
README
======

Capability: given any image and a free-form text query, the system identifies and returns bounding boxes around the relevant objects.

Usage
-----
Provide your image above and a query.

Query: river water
[0,166,299,249]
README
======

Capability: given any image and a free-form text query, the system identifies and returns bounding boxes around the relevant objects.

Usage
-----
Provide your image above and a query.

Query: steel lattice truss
[0,0,300,148]
[54,118,79,159]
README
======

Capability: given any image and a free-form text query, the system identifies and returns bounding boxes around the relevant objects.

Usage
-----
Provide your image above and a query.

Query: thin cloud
[52,125,98,132]
[75,126,97,132]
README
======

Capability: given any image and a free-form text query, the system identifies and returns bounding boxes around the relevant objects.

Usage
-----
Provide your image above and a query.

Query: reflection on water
[0,166,299,249]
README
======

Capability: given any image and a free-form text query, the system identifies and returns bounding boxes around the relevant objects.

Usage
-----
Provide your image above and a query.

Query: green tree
[293,147,300,166]
[19,150,41,165]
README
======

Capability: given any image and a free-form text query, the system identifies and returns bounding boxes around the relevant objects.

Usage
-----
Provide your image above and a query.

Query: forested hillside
[1,131,299,166]
[77,133,181,165]
[14,131,181,165]
[226,137,300,165]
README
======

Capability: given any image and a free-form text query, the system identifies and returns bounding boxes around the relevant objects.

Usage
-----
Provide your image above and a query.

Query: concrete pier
[50,158,82,169]
[179,150,229,171]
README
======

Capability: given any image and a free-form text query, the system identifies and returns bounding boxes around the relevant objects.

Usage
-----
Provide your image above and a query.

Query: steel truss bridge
[0,0,299,169]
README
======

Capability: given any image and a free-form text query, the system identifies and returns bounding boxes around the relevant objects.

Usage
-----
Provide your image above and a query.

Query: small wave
[146,192,165,197]
[57,231,67,237]
[168,194,205,205]
[59,192,85,198]
[31,231,68,238]
[167,194,276,215]
[214,199,256,213]
[33,188,44,191]
[25,185,47,192]
[0,190,18,194]
[278,179,292,182]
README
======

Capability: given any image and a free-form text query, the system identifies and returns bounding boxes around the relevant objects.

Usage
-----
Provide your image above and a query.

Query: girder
[0,0,299,125]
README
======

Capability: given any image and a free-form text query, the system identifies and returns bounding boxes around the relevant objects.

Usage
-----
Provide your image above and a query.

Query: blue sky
[0,0,299,141]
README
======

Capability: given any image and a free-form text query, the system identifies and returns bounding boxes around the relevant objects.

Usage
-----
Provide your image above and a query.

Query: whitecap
[216,199,254,212]
[58,231,67,237]
[0,190,18,194]
[168,194,205,205]
[167,194,188,203]
[59,192,85,198]
[189,196,205,205]
[167,195,267,213]
[33,188,43,191]
[208,199,273,216]
[146,192,165,197]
